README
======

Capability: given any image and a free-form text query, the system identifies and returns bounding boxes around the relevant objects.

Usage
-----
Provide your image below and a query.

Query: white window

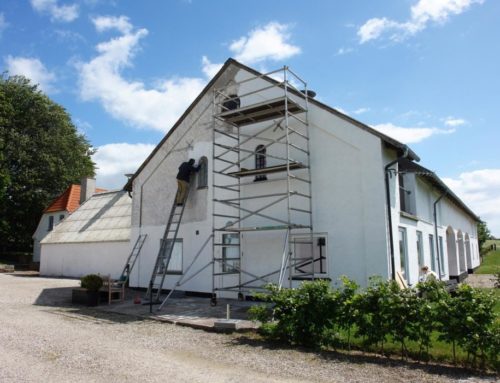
[197,156,208,189]
[254,145,267,182]
[292,235,328,276]
[429,234,436,272]
[438,236,446,276]
[398,173,416,215]
[417,231,424,268]
[222,234,240,273]
[48,216,54,231]
[398,227,409,281]
[159,239,183,274]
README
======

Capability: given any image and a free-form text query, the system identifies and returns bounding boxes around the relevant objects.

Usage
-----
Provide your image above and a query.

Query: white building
[32,178,105,263]
[122,59,480,302]
[39,190,131,279]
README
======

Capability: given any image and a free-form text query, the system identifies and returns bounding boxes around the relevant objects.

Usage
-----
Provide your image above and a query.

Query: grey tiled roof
[41,191,131,244]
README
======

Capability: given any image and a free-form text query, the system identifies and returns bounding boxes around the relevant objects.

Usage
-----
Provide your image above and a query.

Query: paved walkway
[99,293,258,331]
[466,274,496,288]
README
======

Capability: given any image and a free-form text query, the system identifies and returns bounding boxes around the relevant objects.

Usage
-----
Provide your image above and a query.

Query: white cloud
[443,169,500,236]
[92,15,132,34]
[77,16,206,132]
[201,56,223,78]
[358,0,483,44]
[92,142,155,189]
[229,22,301,64]
[336,47,354,56]
[353,107,370,115]
[444,117,467,127]
[31,0,79,23]
[5,56,56,92]
[371,122,455,143]
[0,13,8,36]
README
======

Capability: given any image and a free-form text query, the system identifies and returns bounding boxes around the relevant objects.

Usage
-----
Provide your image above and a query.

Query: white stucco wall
[40,241,129,278]
[32,211,68,262]
[128,64,392,294]
[391,170,480,285]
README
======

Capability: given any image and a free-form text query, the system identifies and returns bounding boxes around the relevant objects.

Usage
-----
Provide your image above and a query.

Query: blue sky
[1,0,499,235]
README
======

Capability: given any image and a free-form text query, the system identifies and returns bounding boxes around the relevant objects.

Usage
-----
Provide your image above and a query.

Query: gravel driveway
[0,273,496,383]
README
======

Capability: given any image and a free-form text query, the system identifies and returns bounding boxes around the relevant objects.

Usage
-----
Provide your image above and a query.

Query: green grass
[476,249,500,274]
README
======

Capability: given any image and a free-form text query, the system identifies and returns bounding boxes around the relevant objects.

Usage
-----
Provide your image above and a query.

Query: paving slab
[94,290,259,332]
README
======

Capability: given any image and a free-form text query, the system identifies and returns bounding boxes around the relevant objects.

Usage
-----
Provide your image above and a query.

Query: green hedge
[249,278,499,370]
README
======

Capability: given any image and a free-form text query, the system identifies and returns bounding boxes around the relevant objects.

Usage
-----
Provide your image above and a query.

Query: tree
[0,74,95,253]
[477,220,491,250]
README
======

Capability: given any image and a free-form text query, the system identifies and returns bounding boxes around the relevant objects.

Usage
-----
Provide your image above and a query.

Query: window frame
[416,230,424,269]
[197,156,208,189]
[159,238,183,275]
[254,144,267,182]
[398,227,409,281]
[222,233,240,273]
[48,216,54,231]
[291,234,328,277]
[438,236,446,276]
[429,234,436,272]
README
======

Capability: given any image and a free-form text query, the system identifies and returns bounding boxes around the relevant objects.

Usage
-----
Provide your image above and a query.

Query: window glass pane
[197,157,208,188]
[438,236,445,276]
[222,234,239,272]
[417,231,424,268]
[293,236,327,275]
[429,234,436,272]
[254,145,267,181]
[398,228,408,279]
[48,216,54,231]
[159,239,183,273]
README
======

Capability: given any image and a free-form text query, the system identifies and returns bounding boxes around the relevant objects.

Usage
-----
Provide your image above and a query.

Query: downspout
[433,191,447,280]
[384,147,409,280]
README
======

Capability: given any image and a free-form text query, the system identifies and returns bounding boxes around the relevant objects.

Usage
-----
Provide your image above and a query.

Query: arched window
[254,145,267,181]
[197,156,208,188]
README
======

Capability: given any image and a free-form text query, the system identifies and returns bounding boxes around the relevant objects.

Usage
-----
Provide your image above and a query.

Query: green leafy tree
[0,74,95,253]
[477,220,491,250]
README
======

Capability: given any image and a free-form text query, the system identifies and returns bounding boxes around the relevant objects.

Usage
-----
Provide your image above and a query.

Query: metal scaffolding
[211,66,315,304]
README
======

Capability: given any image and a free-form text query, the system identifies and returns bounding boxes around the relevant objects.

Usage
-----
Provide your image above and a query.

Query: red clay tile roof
[44,185,107,213]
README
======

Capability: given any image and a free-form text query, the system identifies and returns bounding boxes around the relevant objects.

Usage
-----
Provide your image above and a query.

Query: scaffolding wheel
[210,294,217,306]
[237,292,244,301]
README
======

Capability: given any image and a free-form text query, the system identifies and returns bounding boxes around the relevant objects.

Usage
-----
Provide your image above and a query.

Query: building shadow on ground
[33,286,146,324]
[229,335,497,380]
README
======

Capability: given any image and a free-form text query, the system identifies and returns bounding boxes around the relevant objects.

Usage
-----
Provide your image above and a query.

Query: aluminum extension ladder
[119,233,148,284]
[145,189,190,302]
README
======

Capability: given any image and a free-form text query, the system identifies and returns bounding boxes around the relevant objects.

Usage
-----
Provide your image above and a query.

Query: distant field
[477,247,500,274]
[484,239,500,249]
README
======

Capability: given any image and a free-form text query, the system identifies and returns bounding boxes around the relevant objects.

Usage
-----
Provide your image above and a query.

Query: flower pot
[72,288,100,306]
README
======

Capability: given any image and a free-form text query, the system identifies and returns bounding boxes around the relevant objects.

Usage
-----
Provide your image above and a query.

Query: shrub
[80,274,103,292]
[249,280,336,348]
[454,285,496,367]
[494,268,500,289]
[353,277,394,353]
[249,277,499,370]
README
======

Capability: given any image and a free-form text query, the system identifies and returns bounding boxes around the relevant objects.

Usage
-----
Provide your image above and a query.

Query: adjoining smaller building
[32,178,106,264]
[39,189,131,279]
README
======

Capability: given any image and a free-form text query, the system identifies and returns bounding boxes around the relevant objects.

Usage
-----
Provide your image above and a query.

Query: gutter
[384,147,410,280]
[433,191,447,280]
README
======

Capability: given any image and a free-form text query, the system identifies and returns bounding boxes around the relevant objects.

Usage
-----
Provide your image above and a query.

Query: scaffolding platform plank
[228,161,305,178]
[217,96,305,126]
[220,224,311,232]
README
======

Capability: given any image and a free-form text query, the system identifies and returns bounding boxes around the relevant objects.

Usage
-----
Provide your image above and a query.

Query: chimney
[80,177,96,204]
[300,89,316,98]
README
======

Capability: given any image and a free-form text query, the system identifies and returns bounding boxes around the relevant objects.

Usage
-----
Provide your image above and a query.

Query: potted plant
[72,274,103,306]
